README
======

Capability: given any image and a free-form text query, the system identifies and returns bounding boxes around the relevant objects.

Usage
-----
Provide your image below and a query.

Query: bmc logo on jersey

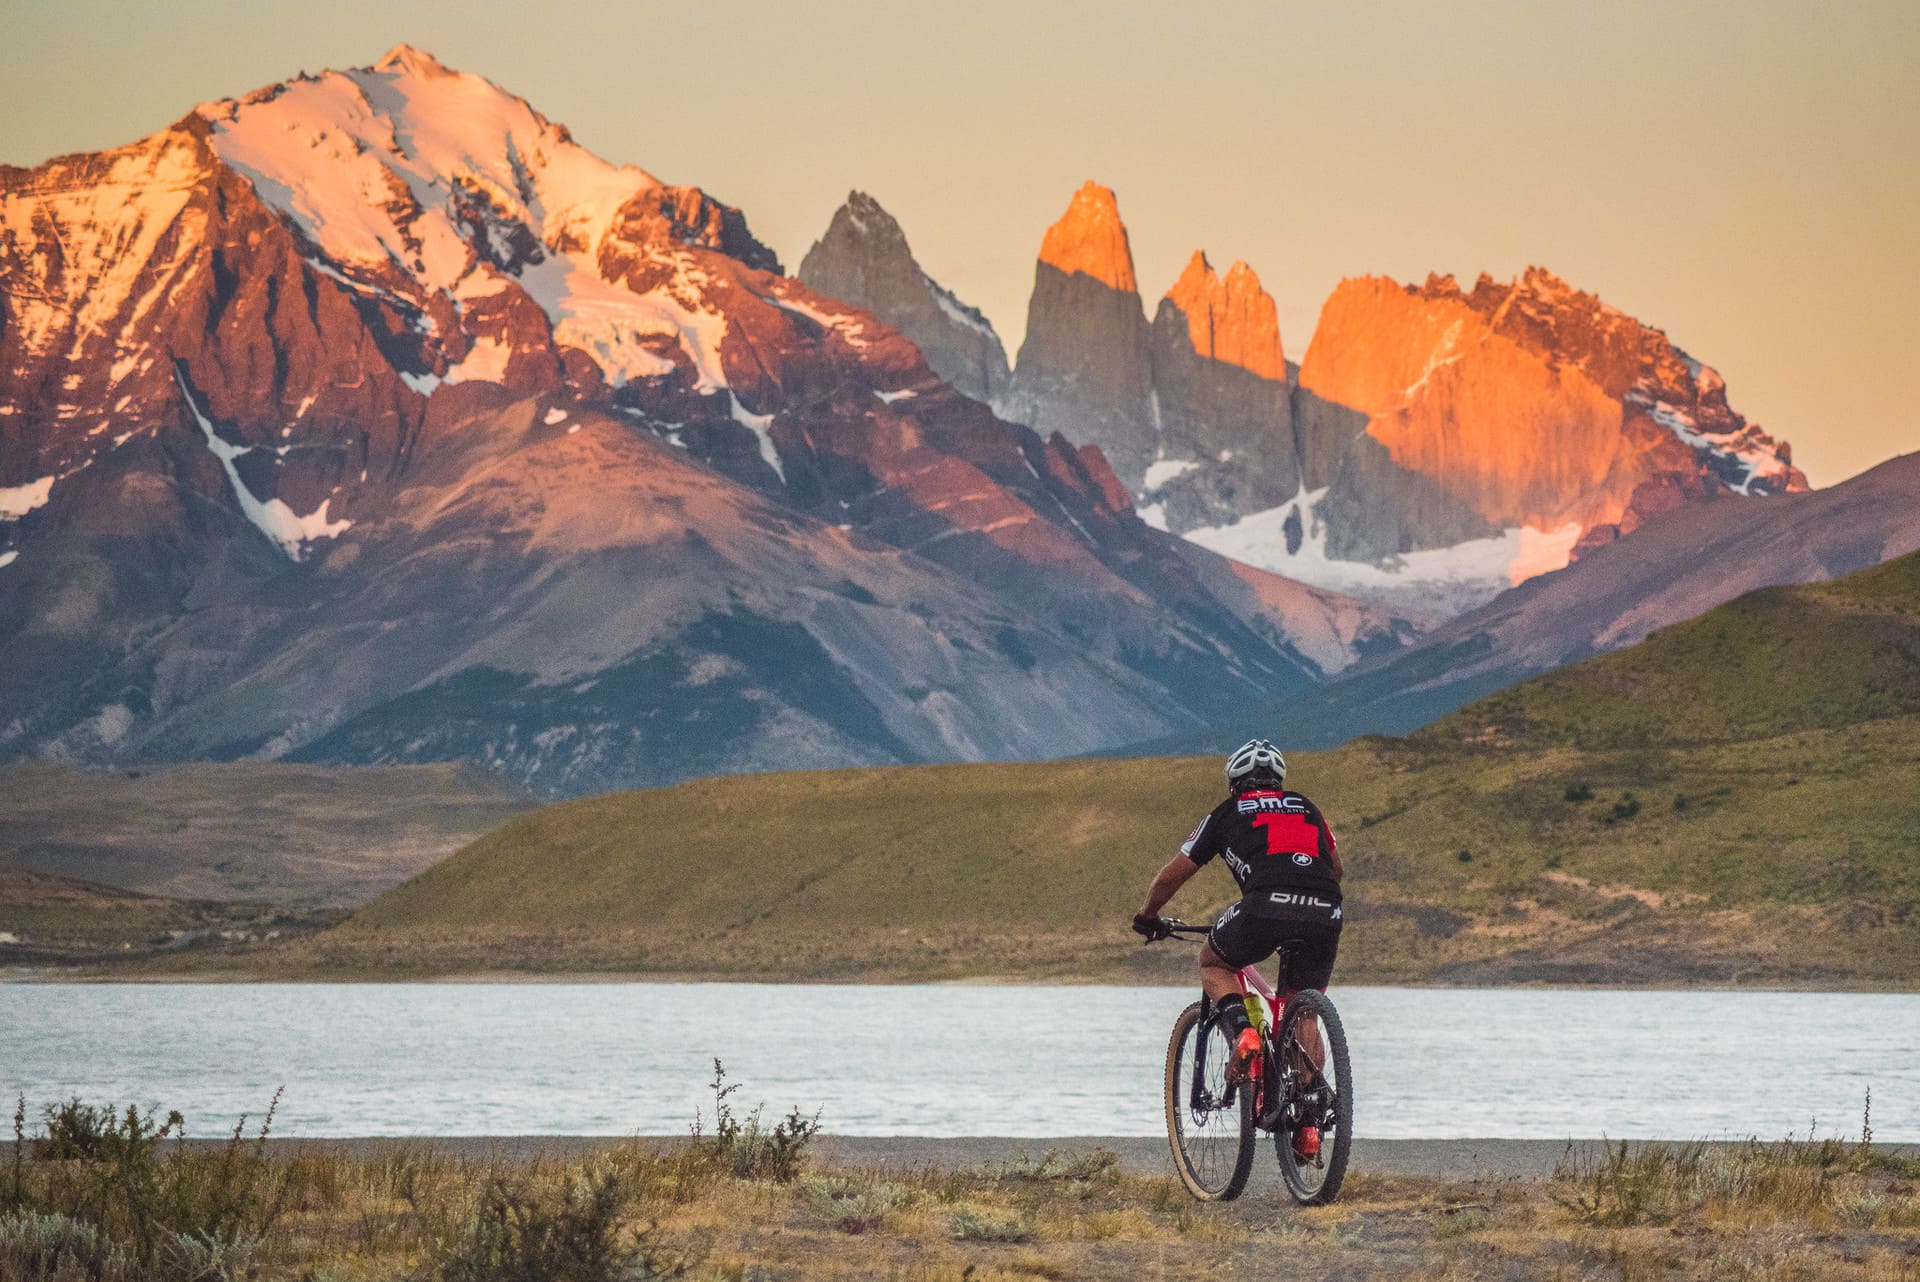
[1236,794,1306,815]
[1290,851,1315,867]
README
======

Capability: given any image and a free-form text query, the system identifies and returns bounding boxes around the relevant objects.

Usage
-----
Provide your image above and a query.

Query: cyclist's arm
[1140,854,1201,917]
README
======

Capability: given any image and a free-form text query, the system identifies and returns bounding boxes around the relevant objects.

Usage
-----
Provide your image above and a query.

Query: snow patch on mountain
[0,476,57,519]
[1185,485,1583,615]
[1636,390,1791,496]
[177,370,351,560]
[928,276,997,338]
[1142,457,1201,492]
[198,50,655,291]
[768,289,873,349]
[515,257,682,386]
[728,394,784,480]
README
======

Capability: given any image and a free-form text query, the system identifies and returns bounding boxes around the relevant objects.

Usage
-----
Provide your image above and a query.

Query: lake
[2,984,1914,1140]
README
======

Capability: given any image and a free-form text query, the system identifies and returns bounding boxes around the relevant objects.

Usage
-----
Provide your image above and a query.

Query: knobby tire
[1164,999,1254,1201]
[1272,988,1353,1204]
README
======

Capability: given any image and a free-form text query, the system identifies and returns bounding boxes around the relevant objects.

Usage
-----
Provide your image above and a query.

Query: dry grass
[7,1096,1917,1280]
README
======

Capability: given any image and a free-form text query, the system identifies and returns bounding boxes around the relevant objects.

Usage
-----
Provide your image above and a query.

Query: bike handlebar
[1150,918,1211,941]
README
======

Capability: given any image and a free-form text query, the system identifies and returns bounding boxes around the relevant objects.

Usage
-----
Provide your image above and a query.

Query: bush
[798,1176,909,1234]
[0,1210,139,1282]
[440,1168,685,1282]
[948,1205,1035,1243]
[1563,783,1594,802]
[12,1093,285,1274]
[692,1061,820,1183]
[1611,794,1641,821]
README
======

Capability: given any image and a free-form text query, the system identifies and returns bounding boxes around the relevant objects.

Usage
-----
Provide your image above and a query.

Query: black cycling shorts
[1207,894,1341,992]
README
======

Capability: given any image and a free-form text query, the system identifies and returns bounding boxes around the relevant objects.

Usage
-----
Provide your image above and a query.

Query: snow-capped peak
[373,43,453,77]
[196,48,659,295]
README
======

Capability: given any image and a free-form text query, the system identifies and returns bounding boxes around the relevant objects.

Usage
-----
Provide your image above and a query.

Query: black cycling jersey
[1180,788,1341,908]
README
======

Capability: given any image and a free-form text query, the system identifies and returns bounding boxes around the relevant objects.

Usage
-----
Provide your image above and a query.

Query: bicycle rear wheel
[1164,999,1254,1201]
[1272,988,1353,1204]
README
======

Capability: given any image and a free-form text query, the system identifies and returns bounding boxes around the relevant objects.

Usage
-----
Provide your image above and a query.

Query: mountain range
[0,47,1903,797]
[0,47,1409,794]
[805,182,1807,615]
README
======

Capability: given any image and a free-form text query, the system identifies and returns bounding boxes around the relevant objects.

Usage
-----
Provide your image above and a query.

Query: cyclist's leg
[1281,926,1340,1074]
[1205,903,1276,1042]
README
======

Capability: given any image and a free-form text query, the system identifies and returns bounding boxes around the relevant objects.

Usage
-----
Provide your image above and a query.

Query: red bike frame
[1234,962,1285,1118]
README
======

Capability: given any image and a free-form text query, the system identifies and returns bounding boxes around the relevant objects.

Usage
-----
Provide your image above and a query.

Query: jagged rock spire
[1036,181,1138,294]
[1164,251,1286,380]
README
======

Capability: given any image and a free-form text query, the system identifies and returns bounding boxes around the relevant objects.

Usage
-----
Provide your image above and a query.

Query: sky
[5,0,1915,486]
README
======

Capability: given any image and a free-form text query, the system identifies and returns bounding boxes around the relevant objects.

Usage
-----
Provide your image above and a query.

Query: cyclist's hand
[1132,912,1171,942]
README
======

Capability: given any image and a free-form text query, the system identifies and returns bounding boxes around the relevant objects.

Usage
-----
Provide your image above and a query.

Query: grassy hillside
[0,761,532,906]
[0,869,340,966]
[236,551,1920,985]
[1440,552,1920,749]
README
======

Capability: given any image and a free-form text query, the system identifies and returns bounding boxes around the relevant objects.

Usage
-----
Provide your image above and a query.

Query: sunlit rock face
[1298,269,1804,553]
[797,191,1010,405]
[984,179,1807,615]
[998,182,1158,485]
[0,51,1417,790]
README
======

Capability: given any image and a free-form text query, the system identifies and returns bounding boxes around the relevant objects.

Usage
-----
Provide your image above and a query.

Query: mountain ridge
[814,186,1812,618]
[0,49,1411,793]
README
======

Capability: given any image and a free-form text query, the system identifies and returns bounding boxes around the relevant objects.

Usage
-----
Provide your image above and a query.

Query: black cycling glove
[1132,912,1171,941]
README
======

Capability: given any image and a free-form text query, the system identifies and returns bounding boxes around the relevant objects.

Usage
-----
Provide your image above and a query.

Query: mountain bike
[1151,920,1352,1204]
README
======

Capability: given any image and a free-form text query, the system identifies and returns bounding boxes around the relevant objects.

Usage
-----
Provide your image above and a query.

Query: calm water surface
[2,984,1914,1140]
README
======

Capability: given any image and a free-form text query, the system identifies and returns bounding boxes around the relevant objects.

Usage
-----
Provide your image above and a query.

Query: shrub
[1002,1148,1119,1184]
[1611,795,1641,821]
[1563,783,1594,802]
[14,1093,286,1273]
[691,1061,820,1183]
[440,1168,684,1282]
[798,1176,909,1234]
[948,1205,1035,1243]
[0,1210,139,1282]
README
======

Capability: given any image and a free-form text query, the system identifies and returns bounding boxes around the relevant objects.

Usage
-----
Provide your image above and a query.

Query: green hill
[287,551,1920,986]
[1436,551,1920,749]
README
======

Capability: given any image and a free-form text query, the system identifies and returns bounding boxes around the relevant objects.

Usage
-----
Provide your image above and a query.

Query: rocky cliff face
[796,192,1009,405]
[991,186,1309,535]
[1298,269,1805,549]
[979,182,1807,614]
[0,50,1412,792]
[1141,252,1302,531]
[998,182,1157,484]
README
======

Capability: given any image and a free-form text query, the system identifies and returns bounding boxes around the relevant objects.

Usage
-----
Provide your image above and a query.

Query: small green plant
[1563,783,1594,802]
[440,1167,685,1282]
[691,1061,821,1183]
[1002,1147,1119,1184]
[947,1205,1034,1243]
[7,1095,23,1213]
[0,1209,140,1282]
[1672,794,1690,812]
[798,1176,909,1234]
[1610,794,1641,821]
[1457,849,1473,863]
[1432,1205,1495,1239]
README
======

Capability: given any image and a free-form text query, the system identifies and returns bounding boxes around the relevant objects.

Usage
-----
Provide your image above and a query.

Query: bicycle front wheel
[1272,988,1353,1204]
[1164,999,1254,1201]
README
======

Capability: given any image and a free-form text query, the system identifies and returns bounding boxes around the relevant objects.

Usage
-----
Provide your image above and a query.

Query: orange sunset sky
[5,0,1914,485]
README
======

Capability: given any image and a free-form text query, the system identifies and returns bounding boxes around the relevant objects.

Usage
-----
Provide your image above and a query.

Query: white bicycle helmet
[1224,738,1287,790]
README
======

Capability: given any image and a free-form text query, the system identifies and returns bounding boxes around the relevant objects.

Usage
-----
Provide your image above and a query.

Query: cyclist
[1131,738,1342,1096]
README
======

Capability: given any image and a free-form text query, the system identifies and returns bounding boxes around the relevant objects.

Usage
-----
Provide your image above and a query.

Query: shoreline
[7,1136,1915,1182]
[9,966,1920,994]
